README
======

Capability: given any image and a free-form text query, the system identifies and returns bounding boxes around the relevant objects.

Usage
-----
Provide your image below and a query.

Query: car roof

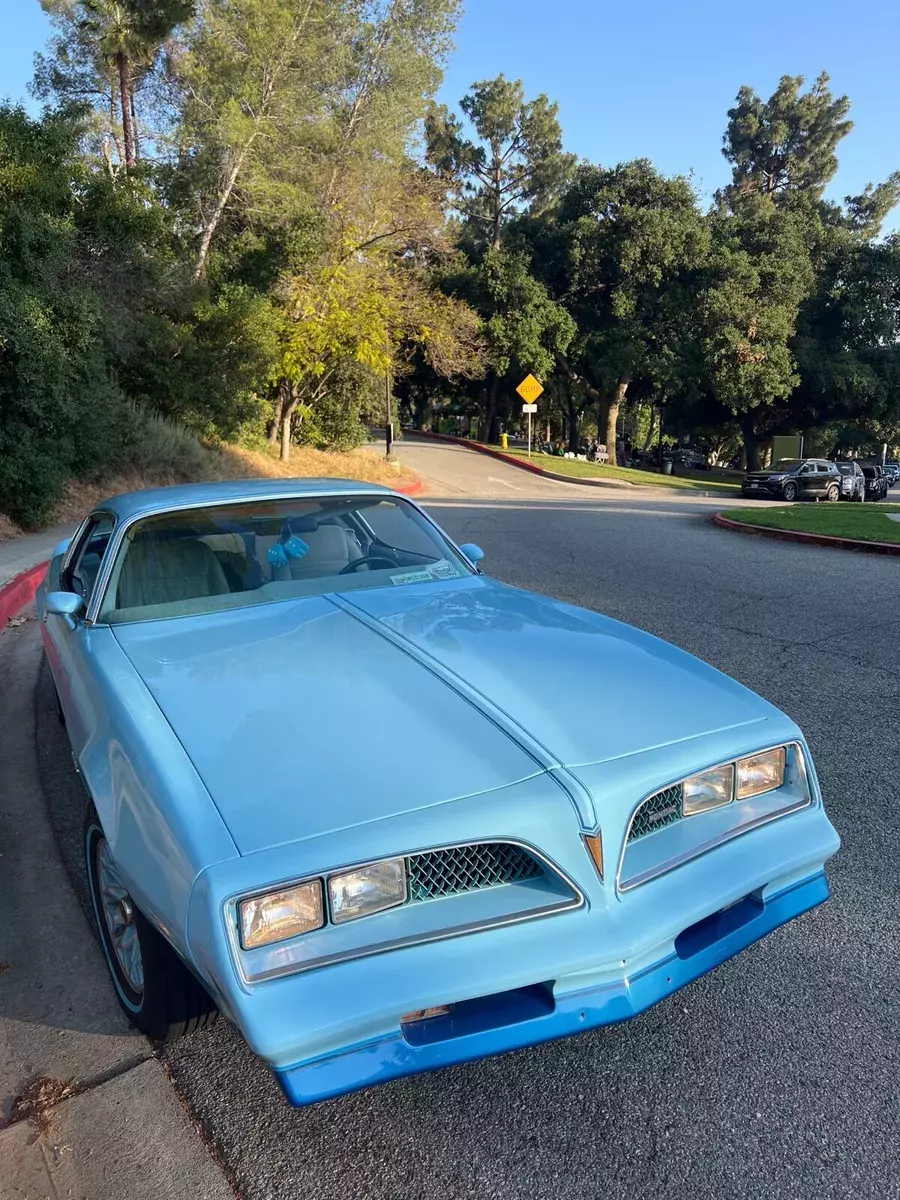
[95,478,395,523]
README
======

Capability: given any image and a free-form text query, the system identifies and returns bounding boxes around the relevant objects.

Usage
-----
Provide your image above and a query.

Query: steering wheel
[339,555,398,575]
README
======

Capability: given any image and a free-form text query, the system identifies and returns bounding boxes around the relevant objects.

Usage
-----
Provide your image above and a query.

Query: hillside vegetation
[1,2,898,528]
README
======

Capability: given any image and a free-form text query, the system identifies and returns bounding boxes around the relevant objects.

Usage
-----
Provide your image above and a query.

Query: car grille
[627,784,684,842]
[406,842,543,901]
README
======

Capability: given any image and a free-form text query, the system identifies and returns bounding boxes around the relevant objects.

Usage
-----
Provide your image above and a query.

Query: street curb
[406,429,636,490]
[712,512,900,556]
[0,560,49,628]
[395,476,423,496]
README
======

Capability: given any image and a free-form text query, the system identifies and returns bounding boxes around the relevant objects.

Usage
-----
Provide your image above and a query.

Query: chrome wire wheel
[96,838,144,995]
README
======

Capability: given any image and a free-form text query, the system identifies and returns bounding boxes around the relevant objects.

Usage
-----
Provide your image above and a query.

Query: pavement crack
[1,1050,152,1132]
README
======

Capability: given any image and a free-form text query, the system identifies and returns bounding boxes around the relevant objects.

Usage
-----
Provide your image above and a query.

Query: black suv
[861,464,888,501]
[741,458,842,502]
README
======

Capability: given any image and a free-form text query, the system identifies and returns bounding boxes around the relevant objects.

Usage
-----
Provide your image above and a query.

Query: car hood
[112,579,774,854]
[112,597,546,855]
[347,578,774,772]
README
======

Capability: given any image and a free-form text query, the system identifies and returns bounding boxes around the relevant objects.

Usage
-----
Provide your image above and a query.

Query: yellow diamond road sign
[516,374,544,404]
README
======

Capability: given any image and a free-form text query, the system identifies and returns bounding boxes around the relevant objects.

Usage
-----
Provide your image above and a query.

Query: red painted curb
[395,476,423,497]
[712,512,900,556]
[406,429,634,488]
[0,560,49,628]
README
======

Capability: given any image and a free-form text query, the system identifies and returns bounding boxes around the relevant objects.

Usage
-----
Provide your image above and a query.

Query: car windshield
[97,495,472,624]
[835,463,854,475]
[772,460,803,470]
[861,467,876,477]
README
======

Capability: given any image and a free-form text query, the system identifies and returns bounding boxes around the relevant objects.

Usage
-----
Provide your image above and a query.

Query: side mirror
[45,591,84,618]
[459,543,484,565]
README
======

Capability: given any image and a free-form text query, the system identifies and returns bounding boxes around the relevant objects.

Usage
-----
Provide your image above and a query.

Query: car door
[797,461,817,497]
[44,512,115,746]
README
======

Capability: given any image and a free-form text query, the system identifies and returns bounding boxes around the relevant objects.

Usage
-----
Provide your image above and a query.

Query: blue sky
[5,0,899,227]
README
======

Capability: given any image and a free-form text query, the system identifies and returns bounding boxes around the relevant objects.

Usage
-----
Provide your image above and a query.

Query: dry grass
[2,439,418,537]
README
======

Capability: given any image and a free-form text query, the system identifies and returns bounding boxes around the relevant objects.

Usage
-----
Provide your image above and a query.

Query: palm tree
[78,1,191,170]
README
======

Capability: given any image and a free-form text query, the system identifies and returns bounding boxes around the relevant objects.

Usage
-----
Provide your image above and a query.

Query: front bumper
[741,482,784,496]
[275,871,829,1105]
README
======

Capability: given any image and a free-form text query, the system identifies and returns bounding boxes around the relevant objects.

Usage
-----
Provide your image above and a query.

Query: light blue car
[38,479,839,1106]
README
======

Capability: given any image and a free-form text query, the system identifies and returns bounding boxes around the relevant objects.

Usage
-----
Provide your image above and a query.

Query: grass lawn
[501,450,742,494]
[721,502,900,544]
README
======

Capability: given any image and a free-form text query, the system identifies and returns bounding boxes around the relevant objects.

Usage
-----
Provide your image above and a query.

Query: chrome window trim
[616,741,812,893]
[61,509,118,618]
[223,838,585,986]
[86,489,473,624]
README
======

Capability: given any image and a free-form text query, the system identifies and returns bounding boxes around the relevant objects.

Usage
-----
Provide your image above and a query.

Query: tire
[84,807,218,1041]
[826,483,840,502]
[782,481,798,502]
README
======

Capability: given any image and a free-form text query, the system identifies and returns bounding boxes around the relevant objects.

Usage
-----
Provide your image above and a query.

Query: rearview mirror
[45,591,84,618]
[459,543,484,565]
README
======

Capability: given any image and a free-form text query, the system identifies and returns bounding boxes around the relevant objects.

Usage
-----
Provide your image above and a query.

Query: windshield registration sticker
[390,561,456,586]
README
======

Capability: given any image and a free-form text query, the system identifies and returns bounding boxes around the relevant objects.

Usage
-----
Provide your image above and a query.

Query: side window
[65,516,115,605]
[800,463,813,475]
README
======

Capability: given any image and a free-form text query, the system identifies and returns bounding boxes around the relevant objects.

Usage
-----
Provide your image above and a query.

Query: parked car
[665,448,711,470]
[861,464,888,501]
[741,458,842,502]
[834,461,866,502]
[883,461,899,487]
[37,480,839,1107]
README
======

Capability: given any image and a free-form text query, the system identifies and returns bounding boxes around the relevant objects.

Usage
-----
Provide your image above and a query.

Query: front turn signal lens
[737,747,785,800]
[682,763,735,815]
[239,881,324,949]
[583,833,604,880]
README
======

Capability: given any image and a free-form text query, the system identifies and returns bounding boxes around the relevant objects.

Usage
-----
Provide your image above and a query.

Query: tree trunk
[268,383,287,444]
[194,149,249,281]
[116,52,135,169]
[281,386,300,460]
[567,390,579,453]
[483,375,500,444]
[606,377,629,466]
[742,412,762,471]
[131,89,140,161]
[642,404,658,451]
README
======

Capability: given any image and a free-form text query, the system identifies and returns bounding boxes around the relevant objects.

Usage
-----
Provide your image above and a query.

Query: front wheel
[826,483,840,502]
[782,481,798,502]
[84,807,218,1041]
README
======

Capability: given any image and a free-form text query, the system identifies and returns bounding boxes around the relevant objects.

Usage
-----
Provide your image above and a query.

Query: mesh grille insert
[407,843,543,902]
[628,784,684,842]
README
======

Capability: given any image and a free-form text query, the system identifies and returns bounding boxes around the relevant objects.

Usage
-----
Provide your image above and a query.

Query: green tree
[722,72,852,201]
[547,160,708,464]
[0,105,127,524]
[698,198,815,468]
[426,74,574,250]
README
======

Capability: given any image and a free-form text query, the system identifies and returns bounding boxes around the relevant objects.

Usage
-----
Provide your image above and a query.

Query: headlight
[682,763,735,815]
[329,858,407,923]
[239,880,324,949]
[737,747,785,799]
[767,474,785,481]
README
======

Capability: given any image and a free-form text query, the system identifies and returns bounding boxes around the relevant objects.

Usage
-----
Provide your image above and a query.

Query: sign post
[516,374,544,457]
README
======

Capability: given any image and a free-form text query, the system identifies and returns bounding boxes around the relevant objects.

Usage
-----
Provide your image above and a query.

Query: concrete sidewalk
[0,524,77,591]
[0,620,233,1199]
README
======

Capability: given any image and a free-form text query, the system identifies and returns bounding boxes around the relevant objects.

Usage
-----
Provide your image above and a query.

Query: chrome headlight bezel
[618,742,813,891]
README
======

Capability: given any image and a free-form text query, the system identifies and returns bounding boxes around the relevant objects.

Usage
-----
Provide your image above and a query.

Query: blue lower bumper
[274,871,829,1106]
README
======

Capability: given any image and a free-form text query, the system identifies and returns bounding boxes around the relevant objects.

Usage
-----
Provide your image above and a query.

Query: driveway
[15,439,900,1199]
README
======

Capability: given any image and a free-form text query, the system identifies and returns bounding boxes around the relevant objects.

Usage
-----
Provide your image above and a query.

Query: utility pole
[384,370,394,460]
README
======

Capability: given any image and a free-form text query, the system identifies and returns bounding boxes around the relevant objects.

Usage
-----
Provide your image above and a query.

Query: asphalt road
[30,439,900,1200]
